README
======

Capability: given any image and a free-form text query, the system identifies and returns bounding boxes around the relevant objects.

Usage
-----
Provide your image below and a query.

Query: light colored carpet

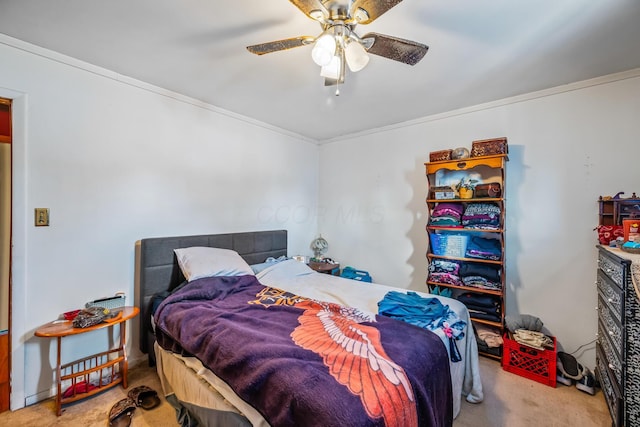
[456,357,609,427]
[0,357,610,426]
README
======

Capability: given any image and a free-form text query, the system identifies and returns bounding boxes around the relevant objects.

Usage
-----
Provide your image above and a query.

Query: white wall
[0,37,319,408]
[318,71,640,370]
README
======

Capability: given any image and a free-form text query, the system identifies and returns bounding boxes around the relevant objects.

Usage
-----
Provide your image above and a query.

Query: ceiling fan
[246,0,428,94]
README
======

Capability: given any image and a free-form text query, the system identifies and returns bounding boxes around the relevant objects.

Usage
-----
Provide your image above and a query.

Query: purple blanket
[155,275,452,427]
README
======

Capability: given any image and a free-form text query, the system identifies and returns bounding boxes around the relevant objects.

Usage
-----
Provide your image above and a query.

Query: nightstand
[34,306,139,416]
[308,261,340,276]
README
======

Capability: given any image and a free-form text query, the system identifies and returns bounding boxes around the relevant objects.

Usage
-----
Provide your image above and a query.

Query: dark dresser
[596,246,640,427]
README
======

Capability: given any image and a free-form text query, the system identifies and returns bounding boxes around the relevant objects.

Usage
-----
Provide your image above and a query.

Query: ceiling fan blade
[289,0,328,20]
[247,36,314,55]
[361,32,428,65]
[350,0,403,24]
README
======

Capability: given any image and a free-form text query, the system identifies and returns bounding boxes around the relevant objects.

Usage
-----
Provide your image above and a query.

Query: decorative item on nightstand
[310,235,329,259]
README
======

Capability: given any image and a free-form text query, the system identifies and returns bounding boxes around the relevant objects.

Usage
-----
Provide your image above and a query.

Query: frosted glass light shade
[320,55,341,80]
[345,41,369,72]
[311,34,337,66]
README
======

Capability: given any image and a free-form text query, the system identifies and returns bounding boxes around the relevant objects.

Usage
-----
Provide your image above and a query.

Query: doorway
[0,97,12,413]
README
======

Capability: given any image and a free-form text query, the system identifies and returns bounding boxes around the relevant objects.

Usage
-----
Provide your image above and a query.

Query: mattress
[154,260,483,425]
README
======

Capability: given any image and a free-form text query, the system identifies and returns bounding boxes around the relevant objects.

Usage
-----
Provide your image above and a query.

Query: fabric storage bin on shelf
[502,333,557,387]
[429,149,452,162]
[429,232,469,258]
[471,138,508,157]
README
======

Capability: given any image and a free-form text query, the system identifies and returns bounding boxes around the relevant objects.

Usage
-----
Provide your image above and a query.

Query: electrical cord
[568,338,596,355]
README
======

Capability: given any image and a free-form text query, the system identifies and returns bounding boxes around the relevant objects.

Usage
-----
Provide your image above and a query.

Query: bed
[139,230,483,427]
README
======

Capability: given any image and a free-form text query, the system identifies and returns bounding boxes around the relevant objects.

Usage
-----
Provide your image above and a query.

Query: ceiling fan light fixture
[352,7,369,24]
[311,34,336,66]
[309,9,325,22]
[344,40,369,72]
[320,55,342,80]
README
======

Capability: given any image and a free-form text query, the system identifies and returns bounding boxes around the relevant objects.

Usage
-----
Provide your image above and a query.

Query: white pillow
[174,247,254,281]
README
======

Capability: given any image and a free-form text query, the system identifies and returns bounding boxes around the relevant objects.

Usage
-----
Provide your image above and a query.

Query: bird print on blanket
[250,287,418,427]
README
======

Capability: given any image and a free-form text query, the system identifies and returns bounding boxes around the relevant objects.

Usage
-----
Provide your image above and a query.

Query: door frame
[0,88,26,410]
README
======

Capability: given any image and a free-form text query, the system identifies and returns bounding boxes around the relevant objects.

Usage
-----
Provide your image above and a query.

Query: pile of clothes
[457,292,501,323]
[474,324,503,356]
[429,202,464,227]
[428,259,463,286]
[464,236,502,261]
[459,262,501,290]
[461,203,501,230]
[428,260,502,291]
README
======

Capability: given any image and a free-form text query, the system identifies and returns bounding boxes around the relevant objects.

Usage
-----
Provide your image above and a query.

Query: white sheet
[256,259,484,418]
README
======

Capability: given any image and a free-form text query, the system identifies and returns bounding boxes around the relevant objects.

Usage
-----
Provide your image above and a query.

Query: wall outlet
[34,208,49,226]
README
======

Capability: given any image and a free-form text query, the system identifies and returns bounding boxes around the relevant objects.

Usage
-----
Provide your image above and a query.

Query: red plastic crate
[501,333,556,387]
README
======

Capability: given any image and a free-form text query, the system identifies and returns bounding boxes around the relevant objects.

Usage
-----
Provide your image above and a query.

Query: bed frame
[138,230,288,365]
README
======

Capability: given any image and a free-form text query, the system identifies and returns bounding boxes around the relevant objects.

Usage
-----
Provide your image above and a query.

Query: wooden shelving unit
[425,153,508,359]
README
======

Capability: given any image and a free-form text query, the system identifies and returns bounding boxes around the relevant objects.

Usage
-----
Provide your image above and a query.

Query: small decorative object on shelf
[432,186,456,200]
[474,182,502,198]
[451,147,470,160]
[310,235,329,258]
[455,177,477,199]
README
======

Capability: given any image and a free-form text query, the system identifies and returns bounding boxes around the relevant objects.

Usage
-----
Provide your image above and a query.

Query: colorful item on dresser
[595,225,624,245]
[461,203,501,230]
[465,237,502,261]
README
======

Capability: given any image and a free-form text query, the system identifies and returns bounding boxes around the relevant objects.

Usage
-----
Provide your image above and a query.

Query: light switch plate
[35,208,49,226]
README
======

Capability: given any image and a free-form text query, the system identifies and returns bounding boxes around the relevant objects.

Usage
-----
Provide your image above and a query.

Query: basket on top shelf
[471,138,508,157]
[429,149,452,162]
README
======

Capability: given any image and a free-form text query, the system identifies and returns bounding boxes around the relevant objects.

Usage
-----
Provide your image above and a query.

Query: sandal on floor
[108,397,136,427]
[127,385,161,410]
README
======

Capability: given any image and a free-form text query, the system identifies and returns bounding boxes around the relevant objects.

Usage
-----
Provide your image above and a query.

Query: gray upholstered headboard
[139,230,287,364]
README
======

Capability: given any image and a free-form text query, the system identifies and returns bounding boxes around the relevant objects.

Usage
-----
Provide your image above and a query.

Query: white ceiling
[2,0,640,141]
